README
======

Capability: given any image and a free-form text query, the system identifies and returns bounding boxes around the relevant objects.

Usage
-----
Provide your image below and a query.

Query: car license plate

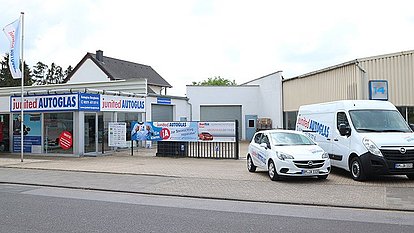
[302,169,319,175]
[395,163,413,169]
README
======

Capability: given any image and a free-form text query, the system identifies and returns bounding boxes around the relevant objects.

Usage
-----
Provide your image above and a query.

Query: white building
[187,71,283,141]
[0,50,190,156]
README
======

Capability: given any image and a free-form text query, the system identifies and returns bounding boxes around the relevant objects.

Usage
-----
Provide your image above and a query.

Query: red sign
[59,131,72,150]
[160,128,171,140]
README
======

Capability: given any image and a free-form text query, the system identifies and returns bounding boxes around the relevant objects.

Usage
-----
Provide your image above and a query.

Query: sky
[1,0,414,96]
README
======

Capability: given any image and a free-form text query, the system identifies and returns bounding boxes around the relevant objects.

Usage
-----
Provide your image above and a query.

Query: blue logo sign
[78,93,100,111]
[369,80,388,100]
[157,97,171,105]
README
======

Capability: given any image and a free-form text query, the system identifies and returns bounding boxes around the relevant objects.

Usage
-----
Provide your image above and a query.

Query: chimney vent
[96,50,103,62]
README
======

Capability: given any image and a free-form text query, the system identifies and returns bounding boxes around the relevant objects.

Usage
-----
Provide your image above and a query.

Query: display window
[44,112,73,154]
[12,113,42,153]
[117,112,142,141]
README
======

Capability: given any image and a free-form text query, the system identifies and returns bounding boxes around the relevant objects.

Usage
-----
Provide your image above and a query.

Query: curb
[1,181,413,213]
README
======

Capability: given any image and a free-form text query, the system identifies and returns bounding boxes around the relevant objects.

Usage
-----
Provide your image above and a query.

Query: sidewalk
[0,148,413,211]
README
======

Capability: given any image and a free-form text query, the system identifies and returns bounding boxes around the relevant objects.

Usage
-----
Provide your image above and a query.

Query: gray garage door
[200,105,242,139]
[151,104,173,122]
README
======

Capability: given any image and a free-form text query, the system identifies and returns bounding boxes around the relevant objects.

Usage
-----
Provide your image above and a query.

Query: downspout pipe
[356,60,368,100]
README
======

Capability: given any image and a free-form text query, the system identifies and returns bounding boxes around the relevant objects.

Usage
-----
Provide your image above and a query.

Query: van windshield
[349,110,412,133]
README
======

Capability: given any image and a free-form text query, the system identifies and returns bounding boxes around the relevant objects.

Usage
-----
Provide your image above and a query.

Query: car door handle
[334,138,339,141]
[327,138,331,141]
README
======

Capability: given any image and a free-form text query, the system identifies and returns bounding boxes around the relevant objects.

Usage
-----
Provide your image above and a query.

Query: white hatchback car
[247,130,331,181]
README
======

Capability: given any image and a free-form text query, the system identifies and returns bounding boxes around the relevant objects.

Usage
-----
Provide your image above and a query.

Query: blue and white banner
[10,94,79,112]
[101,95,145,112]
[130,121,236,142]
[131,122,198,141]
[3,17,21,79]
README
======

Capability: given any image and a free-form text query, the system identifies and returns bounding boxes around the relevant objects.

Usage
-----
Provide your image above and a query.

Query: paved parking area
[0,145,413,211]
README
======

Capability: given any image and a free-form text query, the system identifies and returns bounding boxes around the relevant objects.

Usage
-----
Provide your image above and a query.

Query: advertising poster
[109,122,127,147]
[198,122,236,142]
[131,122,198,142]
[13,113,42,153]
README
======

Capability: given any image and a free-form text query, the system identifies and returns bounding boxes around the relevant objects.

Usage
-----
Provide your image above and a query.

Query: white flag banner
[3,18,22,79]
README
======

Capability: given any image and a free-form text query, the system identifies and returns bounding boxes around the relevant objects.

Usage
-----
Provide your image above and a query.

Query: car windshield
[269,132,316,146]
[349,110,412,133]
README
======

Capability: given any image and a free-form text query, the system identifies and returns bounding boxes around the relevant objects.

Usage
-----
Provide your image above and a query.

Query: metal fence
[156,141,239,159]
[156,120,239,159]
[187,141,238,159]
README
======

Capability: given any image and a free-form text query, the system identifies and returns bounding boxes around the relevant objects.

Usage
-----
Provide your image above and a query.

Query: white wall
[0,96,9,112]
[187,85,260,139]
[67,59,109,84]
[145,96,190,121]
[186,72,283,140]
[244,72,283,129]
[149,85,162,94]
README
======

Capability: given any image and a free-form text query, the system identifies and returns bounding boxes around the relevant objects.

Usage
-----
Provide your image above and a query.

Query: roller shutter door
[200,105,242,139]
[151,104,173,122]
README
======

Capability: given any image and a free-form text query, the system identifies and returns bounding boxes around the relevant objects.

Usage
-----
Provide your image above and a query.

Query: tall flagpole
[20,12,24,162]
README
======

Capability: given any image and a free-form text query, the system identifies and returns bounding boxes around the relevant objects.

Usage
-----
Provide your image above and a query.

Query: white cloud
[1,0,414,95]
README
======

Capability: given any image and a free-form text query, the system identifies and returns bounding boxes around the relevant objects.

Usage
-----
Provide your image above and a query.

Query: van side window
[254,133,262,144]
[337,112,349,129]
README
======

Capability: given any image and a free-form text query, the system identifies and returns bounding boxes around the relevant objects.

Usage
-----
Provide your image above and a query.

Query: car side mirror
[260,142,270,149]
[409,123,414,131]
[338,123,351,137]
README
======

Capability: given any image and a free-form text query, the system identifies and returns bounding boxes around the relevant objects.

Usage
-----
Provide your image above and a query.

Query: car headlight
[322,152,329,159]
[363,138,383,157]
[277,152,294,160]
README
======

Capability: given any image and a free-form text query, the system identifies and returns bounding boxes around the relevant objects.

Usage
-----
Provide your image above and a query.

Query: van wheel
[350,157,366,181]
[247,155,256,172]
[407,174,414,180]
[268,160,280,181]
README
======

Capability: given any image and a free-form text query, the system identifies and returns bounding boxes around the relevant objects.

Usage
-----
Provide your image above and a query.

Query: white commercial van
[296,100,414,181]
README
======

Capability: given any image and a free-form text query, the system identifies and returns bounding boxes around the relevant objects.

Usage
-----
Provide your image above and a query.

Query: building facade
[0,51,190,156]
[187,71,283,141]
[283,50,414,129]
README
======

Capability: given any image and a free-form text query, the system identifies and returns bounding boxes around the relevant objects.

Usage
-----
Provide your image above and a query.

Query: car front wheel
[247,155,256,172]
[350,157,366,181]
[268,160,280,181]
[317,175,328,180]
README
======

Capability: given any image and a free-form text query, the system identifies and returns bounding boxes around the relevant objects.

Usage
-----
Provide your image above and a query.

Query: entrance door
[84,113,97,153]
[245,115,257,142]
[0,114,10,153]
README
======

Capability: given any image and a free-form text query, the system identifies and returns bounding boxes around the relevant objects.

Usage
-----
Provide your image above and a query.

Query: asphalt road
[1,184,413,233]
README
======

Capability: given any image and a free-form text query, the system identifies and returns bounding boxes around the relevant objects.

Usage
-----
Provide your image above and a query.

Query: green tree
[192,76,237,86]
[32,62,72,85]
[31,61,48,85]
[0,53,32,87]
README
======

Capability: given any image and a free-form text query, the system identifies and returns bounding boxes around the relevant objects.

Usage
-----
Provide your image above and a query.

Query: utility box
[257,118,272,131]
[156,141,188,157]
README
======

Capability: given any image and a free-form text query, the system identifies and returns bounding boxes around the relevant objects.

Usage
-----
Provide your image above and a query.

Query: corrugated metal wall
[283,51,414,112]
[283,63,360,111]
[358,52,414,106]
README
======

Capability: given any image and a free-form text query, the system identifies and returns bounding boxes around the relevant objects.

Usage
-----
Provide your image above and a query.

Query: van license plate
[302,169,319,175]
[395,163,413,169]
